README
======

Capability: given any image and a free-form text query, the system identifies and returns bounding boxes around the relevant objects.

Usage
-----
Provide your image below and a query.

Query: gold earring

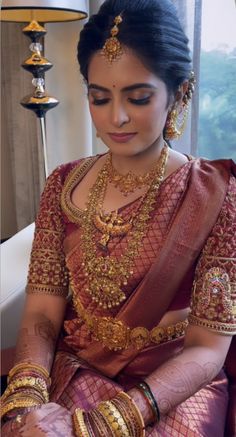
[164,104,187,140]
[164,71,196,141]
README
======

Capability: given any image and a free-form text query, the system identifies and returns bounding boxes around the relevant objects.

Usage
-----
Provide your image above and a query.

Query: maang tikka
[102,14,123,63]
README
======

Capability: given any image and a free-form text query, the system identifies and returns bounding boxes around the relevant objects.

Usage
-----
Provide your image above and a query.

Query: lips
[108,132,137,143]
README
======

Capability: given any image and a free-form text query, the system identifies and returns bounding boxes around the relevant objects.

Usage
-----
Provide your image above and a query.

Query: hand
[1,403,75,437]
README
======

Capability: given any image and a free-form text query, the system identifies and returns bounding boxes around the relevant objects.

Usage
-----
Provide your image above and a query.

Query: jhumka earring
[164,71,196,140]
[102,14,123,63]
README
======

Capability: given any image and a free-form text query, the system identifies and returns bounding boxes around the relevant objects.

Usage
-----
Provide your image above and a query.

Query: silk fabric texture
[27,156,236,436]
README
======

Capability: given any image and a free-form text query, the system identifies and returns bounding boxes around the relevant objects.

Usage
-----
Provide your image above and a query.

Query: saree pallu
[27,155,236,436]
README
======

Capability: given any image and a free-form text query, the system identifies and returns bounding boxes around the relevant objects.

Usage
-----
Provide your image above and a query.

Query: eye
[91,98,110,106]
[128,96,151,105]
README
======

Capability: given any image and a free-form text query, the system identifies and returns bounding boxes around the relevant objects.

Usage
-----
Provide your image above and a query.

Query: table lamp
[1,0,88,177]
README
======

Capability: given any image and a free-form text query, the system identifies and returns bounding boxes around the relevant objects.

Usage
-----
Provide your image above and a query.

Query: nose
[110,101,130,127]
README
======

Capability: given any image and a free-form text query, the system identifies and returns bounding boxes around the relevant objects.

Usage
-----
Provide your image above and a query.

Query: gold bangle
[83,412,96,437]
[111,397,140,436]
[8,363,50,382]
[10,370,51,390]
[89,409,113,437]
[98,400,130,436]
[115,392,145,437]
[2,376,49,403]
[73,408,90,437]
[2,389,46,406]
[1,397,40,420]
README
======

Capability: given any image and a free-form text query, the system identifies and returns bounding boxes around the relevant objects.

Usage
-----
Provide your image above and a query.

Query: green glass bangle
[137,381,160,424]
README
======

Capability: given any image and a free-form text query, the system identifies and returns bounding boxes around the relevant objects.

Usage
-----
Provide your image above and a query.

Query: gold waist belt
[72,288,188,351]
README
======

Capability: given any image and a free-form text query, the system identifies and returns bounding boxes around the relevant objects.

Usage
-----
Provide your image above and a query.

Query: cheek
[89,105,106,129]
[135,105,168,132]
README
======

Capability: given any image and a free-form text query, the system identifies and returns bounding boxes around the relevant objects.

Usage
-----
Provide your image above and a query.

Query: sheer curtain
[1,23,44,238]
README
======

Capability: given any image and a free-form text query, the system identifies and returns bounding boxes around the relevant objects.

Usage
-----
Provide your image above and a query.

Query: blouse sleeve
[26,166,69,298]
[188,175,236,335]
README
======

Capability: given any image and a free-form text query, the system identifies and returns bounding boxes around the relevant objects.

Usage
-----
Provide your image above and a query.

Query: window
[198,0,236,160]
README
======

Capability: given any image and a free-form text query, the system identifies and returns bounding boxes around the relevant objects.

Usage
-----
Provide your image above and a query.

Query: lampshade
[0,0,88,22]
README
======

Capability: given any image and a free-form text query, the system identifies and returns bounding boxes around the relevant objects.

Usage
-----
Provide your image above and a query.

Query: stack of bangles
[73,382,160,436]
[0,362,51,423]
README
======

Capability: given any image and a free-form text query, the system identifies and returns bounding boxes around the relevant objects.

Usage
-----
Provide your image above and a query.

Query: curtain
[1,23,44,238]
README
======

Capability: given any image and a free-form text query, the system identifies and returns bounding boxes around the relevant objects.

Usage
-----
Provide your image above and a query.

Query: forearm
[128,345,222,425]
[14,312,58,373]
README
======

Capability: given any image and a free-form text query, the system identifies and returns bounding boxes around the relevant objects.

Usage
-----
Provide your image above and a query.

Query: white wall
[44,0,108,174]
[45,19,93,173]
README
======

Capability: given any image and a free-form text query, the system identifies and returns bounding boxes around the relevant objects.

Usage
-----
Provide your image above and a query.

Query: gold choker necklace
[107,151,167,196]
[80,143,169,309]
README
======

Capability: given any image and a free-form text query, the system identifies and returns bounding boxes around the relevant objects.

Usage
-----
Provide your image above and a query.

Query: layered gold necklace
[80,143,169,309]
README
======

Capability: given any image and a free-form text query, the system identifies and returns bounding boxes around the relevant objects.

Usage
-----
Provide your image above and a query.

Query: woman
[1,0,235,435]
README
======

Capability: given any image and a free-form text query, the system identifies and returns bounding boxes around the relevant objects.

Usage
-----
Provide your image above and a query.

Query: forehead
[87,48,162,89]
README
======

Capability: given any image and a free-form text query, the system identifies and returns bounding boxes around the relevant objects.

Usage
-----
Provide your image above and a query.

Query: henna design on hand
[35,320,57,343]
[2,404,74,437]
[147,359,218,415]
[15,318,57,370]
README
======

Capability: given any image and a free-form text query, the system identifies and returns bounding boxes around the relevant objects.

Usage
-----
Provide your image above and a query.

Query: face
[87,48,172,158]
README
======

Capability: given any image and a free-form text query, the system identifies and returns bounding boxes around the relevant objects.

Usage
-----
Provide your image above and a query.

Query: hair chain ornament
[79,143,169,309]
[102,14,123,63]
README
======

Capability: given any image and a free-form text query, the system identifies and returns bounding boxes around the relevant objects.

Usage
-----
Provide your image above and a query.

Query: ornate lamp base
[21,20,59,178]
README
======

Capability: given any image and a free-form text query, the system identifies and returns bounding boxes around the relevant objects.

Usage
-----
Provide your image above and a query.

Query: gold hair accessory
[165,71,196,140]
[102,14,123,63]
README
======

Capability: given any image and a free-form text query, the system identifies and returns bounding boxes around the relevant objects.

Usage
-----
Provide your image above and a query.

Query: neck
[110,137,165,175]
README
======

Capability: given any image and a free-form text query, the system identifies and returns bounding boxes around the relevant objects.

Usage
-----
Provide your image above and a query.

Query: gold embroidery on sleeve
[188,176,236,334]
[26,167,69,298]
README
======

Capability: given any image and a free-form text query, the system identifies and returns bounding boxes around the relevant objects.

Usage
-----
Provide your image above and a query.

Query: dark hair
[77,0,192,97]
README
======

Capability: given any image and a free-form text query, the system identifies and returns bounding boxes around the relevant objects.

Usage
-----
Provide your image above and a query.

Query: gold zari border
[188,314,236,335]
[26,284,68,297]
[61,156,99,224]
[72,287,188,351]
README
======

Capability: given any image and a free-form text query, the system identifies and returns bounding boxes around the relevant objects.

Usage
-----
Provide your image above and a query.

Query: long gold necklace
[80,143,169,309]
[93,210,134,250]
[107,152,166,196]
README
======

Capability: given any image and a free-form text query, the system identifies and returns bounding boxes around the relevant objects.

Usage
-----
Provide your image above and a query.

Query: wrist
[128,387,155,426]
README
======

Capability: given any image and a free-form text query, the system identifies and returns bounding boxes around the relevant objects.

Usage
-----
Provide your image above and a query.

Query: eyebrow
[88,83,158,92]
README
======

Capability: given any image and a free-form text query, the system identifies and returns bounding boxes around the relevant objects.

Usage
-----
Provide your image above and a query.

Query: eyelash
[91,97,151,106]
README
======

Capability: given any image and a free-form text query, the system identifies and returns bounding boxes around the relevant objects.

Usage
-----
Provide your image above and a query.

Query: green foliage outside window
[198,50,236,161]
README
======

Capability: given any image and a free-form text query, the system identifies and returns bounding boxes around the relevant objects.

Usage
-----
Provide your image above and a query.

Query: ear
[175,80,189,106]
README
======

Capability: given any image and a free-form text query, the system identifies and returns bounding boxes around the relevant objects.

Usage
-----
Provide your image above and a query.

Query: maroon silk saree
[27,156,236,436]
